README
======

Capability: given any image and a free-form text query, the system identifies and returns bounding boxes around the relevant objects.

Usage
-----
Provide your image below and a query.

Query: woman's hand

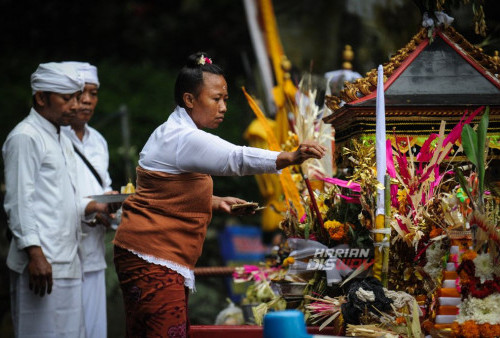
[276,140,327,170]
[212,196,255,215]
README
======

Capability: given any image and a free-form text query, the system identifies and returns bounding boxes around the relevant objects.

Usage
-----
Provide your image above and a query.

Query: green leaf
[348,224,356,240]
[461,124,478,167]
[477,107,489,196]
[454,166,476,211]
[304,217,310,240]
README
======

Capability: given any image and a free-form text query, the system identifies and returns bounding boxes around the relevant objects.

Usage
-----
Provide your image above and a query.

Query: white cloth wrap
[63,61,100,87]
[31,62,85,95]
[10,269,85,338]
[82,270,107,338]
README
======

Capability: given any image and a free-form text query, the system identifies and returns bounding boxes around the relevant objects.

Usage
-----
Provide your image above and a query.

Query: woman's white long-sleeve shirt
[139,106,280,175]
[2,109,88,279]
[135,106,280,289]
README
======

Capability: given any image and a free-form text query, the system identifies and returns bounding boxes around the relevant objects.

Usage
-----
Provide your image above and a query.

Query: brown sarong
[114,246,189,338]
[113,166,213,337]
[114,166,213,270]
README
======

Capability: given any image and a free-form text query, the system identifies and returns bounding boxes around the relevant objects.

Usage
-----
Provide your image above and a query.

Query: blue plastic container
[263,310,311,338]
[219,225,267,261]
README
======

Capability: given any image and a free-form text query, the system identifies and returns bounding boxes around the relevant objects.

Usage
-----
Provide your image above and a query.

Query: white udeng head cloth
[30,62,85,95]
[62,61,100,87]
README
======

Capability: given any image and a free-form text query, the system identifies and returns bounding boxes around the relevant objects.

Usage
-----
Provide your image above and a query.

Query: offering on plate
[230,202,265,211]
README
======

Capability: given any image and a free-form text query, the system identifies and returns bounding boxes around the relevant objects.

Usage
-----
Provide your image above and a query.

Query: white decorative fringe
[127,248,196,291]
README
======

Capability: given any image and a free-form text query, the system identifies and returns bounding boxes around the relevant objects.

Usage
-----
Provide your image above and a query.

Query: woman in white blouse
[113,52,326,337]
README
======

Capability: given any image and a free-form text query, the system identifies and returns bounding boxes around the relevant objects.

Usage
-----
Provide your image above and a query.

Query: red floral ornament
[197,55,213,65]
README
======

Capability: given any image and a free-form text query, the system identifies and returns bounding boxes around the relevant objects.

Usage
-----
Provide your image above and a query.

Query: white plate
[89,193,133,203]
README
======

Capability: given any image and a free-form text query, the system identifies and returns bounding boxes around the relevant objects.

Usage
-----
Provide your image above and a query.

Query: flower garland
[452,295,500,337]
[456,250,500,299]
[456,294,500,325]
[463,277,500,299]
[451,321,500,338]
[452,247,500,337]
[473,253,494,283]
[423,241,447,283]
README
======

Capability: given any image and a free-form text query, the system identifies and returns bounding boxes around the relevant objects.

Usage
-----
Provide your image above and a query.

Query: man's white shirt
[3,108,89,279]
[62,124,112,273]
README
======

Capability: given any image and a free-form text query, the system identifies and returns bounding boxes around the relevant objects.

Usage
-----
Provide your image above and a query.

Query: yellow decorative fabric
[257,0,297,146]
[243,88,305,219]
[373,214,385,281]
[244,119,288,232]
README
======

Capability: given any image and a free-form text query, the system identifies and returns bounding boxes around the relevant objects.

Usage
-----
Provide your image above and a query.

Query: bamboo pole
[381,175,391,287]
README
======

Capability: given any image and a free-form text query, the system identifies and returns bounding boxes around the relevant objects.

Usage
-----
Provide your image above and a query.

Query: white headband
[30,62,85,95]
[62,61,100,87]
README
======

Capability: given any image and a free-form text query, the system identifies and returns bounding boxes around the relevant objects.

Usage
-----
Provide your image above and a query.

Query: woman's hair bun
[174,52,224,108]
[186,52,213,68]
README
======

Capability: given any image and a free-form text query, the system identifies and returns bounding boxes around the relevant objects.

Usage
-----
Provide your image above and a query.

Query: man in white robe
[3,62,113,338]
[62,62,112,338]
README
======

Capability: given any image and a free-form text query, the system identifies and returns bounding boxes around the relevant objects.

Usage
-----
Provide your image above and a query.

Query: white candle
[376,64,386,216]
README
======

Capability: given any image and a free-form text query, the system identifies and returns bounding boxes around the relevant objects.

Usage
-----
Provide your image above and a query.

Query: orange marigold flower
[324,220,346,241]
[421,320,434,334]
[461,250,477,262]
[395,316,406,325]
[324,220,342,229]
[329,227,345,241]
[462,320,480,338]
[282,256,295,267]
[491,324,500,337]
[458,270,471,284]
[479,323,494,337]
[429,227,443,238]
[451,322,461,337]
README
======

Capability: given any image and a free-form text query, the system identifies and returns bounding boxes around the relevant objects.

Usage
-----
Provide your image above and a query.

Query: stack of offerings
[433,239,469,330]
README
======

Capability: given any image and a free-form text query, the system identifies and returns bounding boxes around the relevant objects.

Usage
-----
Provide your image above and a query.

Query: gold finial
[281,55,292,71]
[342,45,354,70]
[493,50,500,64]
[281,55,292,81]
